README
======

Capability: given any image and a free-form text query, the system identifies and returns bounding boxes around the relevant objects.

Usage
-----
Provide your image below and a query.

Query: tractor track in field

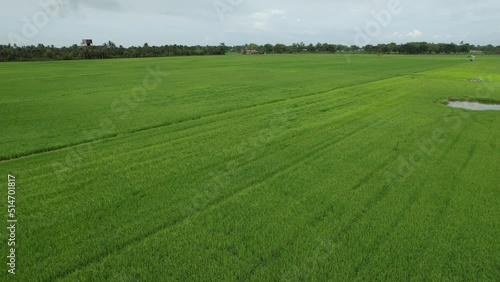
[21,62,472,280]
[24,75,404,211]
[353,122,473,279]
[279,123,432,280]
[1,64,461,163]
[23,81,380,201]
[438,122,469,163]
[238,133,395,280]
[108,83,396,177]
[352,186,422,278]
[351,157,394,190]
[54,82,413,280]
[247,139,409,280]
[393,124,476,277]
[244,157,397,281]
[461,144,476,170]
[55,87,412,280]
[201,97,414,280]
[53,112,387,280]
[1,79,382,163]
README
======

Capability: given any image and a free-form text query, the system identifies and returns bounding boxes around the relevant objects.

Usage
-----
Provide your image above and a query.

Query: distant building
[246,50,258,55]
[81,39,93,47]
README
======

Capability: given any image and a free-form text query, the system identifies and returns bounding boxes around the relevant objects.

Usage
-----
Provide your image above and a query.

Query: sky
[1,0,499,47]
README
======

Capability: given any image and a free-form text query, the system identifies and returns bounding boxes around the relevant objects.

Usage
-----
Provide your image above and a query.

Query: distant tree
[484,44,496,54]
[443,43,457,54]
[0,40,496,62]
[307,43,315,52]
[108,41,117,48]
[458,43,471,54]
[350,45,360,52]
[364,44,375,53]
[375,44,389,56]
[387,42,398,53]
[417,42,429,54]
[273,43,287,54]
[315,42,324,52]
[337,45,349,53]
[44,49,54,60]
[247,43,259,51]
[324,44,336,53]
[263,43,274,54]
[218,43,228,55]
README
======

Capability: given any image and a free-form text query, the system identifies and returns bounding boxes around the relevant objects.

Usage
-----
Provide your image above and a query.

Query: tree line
[0,41,498,62]
[235,42,499,55]
[0,42,227,62]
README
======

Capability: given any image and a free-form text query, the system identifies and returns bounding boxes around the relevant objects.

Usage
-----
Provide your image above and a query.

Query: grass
[0,54,499,281]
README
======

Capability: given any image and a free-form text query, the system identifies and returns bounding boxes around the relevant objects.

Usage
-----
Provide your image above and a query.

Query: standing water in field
[447,101,500,111]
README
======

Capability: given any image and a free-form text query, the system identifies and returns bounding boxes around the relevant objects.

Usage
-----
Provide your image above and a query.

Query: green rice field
[0,54,499,281]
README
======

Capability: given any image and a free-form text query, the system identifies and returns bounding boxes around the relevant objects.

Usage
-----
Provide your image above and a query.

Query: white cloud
[252,9,286,20]
[407,29,423,38]
[392,30,422,38]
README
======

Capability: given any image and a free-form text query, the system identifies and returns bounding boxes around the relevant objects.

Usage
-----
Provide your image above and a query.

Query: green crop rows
[0,54,499,281]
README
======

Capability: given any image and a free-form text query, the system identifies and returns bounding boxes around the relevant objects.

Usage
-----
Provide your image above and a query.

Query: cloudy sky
[1,0,499,47]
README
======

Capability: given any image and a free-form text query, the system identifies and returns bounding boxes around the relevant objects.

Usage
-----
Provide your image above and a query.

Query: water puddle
[447,101,500,111]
